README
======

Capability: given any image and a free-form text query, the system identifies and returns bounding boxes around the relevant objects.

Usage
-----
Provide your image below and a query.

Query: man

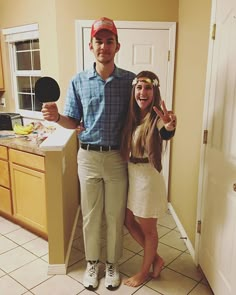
[42,17,135,290]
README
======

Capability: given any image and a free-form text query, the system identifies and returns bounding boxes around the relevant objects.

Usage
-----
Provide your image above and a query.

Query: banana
[13,123,34,135]
[23,123,34,132]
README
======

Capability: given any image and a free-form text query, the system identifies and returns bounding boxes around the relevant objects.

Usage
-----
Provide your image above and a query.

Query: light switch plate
[0,97,6,107]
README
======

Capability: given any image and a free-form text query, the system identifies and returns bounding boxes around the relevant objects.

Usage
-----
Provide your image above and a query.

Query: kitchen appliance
[0,113,23,130]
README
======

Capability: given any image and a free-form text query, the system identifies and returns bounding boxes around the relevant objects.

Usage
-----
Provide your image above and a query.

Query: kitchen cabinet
[0,146,12,214]
[0,43,4,90]
[1,128,80,271]
[9,148,47,234]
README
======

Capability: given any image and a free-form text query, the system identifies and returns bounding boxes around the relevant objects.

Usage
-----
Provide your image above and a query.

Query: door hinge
[168,50,170,61]
[211,23,216,40]
[203,130,208,144]
[197,220,202,234]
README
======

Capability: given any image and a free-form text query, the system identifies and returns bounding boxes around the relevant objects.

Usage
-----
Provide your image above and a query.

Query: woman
[120,71,177,287]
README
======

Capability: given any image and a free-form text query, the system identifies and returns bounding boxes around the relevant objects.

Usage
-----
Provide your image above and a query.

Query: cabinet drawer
[0,146,8,160]
[9,149,45,171]
[0,159,10,188]
[0,186,12,214]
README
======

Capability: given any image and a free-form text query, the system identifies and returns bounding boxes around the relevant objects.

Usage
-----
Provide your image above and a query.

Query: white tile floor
[0,211,214,295]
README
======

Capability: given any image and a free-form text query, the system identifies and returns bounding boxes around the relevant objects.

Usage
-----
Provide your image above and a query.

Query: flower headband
[132,77,159,87]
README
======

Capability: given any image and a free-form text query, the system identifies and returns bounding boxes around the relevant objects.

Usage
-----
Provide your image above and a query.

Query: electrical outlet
[0,97,6,107]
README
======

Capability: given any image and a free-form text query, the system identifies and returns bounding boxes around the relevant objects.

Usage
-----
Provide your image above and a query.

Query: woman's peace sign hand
[153,100,177,130]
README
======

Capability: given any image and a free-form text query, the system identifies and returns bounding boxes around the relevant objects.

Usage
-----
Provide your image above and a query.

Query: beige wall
[170,0,211,244]
[0,0,212,252]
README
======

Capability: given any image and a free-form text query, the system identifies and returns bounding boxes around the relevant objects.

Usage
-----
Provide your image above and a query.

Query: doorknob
[233,183,236,192]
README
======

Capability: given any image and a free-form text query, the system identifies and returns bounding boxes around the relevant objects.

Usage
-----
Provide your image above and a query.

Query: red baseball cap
[91,17,118,37]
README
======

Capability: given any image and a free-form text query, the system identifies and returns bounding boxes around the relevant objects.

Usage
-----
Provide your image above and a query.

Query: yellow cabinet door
[10,162,47,234]
[0,186,12,214]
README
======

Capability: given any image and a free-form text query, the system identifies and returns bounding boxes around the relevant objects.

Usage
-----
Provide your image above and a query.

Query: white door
[197,0,236,294]
[76,20,176,195]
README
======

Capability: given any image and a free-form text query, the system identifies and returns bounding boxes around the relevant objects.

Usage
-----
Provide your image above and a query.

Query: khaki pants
[77,148,128,263]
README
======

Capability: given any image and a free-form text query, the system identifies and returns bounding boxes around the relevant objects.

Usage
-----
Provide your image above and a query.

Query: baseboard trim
[168,203,196,262]
[47,207,81,275]
[48,264,67,275]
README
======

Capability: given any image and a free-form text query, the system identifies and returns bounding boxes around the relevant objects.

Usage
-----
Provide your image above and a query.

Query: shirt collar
[87,62,123,79]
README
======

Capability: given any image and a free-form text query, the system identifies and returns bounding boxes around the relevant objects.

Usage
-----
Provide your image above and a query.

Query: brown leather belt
[129,156,149,164]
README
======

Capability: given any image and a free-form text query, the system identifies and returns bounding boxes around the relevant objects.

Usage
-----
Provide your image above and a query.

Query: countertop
[0,131,45,156]
[0,128,77,156]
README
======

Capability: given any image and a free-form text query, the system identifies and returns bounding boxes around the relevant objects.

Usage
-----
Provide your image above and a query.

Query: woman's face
[135,78,154,114]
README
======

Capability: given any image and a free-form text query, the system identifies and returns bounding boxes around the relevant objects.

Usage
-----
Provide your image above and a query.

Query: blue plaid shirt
[64,64,135,146]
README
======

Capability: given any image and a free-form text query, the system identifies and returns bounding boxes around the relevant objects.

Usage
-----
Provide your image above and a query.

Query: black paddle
[35,76,60,103]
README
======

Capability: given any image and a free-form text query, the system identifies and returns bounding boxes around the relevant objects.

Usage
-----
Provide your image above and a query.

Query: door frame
[75,20,176,197]
[195,0,216,264]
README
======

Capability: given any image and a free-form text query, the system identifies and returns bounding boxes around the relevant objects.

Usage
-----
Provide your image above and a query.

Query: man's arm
[41,102,80,129]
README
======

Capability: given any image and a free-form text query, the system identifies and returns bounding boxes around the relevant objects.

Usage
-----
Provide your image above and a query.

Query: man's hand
[41,102,59,122]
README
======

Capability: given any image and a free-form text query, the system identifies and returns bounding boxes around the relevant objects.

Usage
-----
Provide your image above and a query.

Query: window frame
[2,24,43,119]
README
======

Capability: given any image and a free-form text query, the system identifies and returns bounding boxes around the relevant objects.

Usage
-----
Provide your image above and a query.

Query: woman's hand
[76,121,85,135]
[153,100,177,130]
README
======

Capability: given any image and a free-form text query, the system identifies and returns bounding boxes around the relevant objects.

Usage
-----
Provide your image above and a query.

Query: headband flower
[153,79,159,87]
[132,77,159,87]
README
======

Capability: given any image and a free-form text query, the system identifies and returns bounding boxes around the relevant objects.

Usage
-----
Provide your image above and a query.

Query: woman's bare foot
[124,272,150,287]
[151,256,164,278]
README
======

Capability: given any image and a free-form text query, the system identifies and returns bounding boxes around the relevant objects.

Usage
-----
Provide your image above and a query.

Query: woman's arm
[160,126,175,140]
[153,100,177,140]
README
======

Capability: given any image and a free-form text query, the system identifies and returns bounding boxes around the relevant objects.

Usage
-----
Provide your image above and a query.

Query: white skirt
[127,162,168,218]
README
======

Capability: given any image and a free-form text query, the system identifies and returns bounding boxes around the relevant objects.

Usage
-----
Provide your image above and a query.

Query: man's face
[89,30,120,64]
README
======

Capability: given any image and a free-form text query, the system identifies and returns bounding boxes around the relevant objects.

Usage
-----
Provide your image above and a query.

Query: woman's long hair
[120,71,162,161]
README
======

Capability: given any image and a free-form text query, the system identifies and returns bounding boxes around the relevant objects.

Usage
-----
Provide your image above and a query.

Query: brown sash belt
[129,156,149,164]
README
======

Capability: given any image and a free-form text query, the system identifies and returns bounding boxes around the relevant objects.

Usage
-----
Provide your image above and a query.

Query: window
[3,24,42,119]
[14,39,42,112]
